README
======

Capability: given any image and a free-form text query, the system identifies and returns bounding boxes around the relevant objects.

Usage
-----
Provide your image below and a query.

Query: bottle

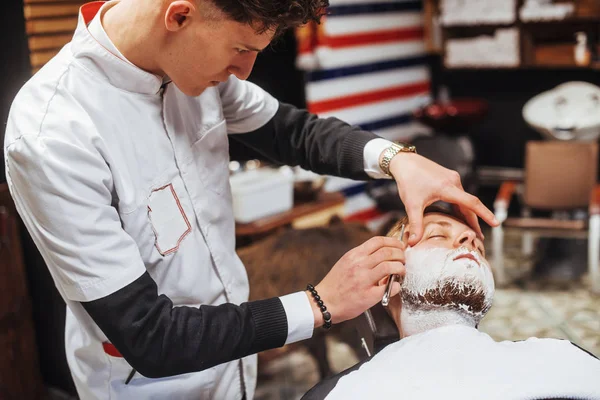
[574,32,591,66]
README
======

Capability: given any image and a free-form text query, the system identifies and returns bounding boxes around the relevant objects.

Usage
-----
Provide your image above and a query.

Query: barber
[4,0,497,399]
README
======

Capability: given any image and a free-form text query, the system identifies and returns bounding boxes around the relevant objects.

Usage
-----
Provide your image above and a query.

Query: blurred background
[1,0,599,399]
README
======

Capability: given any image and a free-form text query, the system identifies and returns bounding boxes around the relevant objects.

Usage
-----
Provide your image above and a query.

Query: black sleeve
[80,272,289,378]
[301,357,372,400]
[228,102,381,181]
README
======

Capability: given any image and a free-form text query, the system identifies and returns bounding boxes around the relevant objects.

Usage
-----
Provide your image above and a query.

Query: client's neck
[399,304,478,337]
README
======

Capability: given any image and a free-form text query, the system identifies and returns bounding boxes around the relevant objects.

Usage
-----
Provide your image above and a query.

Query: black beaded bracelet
[306,284,332,330]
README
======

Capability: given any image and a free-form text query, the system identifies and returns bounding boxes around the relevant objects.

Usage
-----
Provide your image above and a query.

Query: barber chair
[353,303,399,359]
[492,141,600,293]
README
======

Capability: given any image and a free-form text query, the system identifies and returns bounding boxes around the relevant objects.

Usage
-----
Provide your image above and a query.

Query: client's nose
[454,230,477,251]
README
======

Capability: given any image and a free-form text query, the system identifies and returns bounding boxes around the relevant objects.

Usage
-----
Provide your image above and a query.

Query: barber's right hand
[308,237,406,327]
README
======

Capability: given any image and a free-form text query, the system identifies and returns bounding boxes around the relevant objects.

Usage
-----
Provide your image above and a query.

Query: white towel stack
[445,28,520,67]
[440,0,516,26]
[520,0,575,22]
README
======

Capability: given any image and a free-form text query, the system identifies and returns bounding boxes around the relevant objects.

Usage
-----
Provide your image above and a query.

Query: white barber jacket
[4,2,393,399]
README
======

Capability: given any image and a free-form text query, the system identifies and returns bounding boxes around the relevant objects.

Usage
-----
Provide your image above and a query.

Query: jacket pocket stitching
[147,183,192,256]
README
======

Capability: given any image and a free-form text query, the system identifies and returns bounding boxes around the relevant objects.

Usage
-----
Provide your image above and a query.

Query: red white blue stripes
[296,0,430,223]
[296,0,431,142]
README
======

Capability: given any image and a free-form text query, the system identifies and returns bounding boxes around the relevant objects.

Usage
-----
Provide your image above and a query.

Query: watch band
[380,142,417,177]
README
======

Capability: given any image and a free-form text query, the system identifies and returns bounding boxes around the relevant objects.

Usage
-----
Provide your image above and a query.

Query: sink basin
[523,81,600,141]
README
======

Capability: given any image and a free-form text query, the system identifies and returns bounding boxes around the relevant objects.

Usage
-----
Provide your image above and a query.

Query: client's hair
[385,204,469,239]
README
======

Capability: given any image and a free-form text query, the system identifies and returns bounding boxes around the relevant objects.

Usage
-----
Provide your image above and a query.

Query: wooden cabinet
[0,184,44,400]
[23,0,88,73]
[423,0,600,70]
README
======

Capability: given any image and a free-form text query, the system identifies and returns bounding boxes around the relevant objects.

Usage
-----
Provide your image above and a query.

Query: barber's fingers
[451,185,485,240]
[367,247,406,268]
[370,261,405,283]
[358,236,406,255]
[465,209,484,240]
[370,279,402,299]
[405,202,425,246]
[442,186,498,228]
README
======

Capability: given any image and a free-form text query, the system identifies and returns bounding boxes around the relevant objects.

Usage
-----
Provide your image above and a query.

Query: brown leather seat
[492,141,600,292]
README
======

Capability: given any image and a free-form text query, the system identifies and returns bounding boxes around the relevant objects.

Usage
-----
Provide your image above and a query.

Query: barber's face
[162,1,274,96]
[397,213,495,316]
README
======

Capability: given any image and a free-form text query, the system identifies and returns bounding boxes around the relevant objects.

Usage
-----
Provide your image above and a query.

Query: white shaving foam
[398,246,495,337]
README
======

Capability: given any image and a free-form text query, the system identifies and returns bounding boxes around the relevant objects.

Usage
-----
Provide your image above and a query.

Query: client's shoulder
[509,336,596,356]
[502,336,599,366]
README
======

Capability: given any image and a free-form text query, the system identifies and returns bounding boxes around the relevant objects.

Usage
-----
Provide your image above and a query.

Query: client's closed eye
[428,234,446,240]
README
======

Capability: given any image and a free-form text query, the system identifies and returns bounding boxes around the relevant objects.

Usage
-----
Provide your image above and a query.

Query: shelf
[444,64,600,71]
[442,16,600,29]
[427,0,600,72]
[520,15,600,25]
[442,23,516,29]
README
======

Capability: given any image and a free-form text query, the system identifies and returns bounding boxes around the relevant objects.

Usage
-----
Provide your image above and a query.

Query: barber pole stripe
[359,112,412,131]
[299,0,430,220]
[309,81,429,114]
[327,1,422,16]
[317,94,430,124]
[325,0,414,5]
[309,41,426,69]
[344,192,378,215]
[345,207,385,223]
[306,55,428,81]
[306,65,429,102]
[323,12,423,35]
[318,27,423,49]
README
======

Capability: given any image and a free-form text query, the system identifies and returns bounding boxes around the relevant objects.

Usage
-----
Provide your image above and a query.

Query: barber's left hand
[388,152,498,246]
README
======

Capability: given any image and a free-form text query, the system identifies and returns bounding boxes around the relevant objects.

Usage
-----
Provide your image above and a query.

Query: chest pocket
[147,179,192,256]
[192,120,231,197]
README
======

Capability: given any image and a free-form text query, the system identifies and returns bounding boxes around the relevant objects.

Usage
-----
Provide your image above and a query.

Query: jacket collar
[70,1,164,95]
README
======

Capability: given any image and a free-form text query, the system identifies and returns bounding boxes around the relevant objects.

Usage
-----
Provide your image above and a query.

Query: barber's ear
[165,1,196,31]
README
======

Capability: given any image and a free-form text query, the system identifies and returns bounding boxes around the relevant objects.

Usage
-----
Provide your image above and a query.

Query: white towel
[327,325,600,400]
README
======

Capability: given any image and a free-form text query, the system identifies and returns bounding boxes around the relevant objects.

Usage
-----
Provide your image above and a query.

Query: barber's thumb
[406,207,423,245]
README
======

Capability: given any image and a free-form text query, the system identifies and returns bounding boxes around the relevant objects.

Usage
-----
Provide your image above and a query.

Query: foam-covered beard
[401,246,495,320]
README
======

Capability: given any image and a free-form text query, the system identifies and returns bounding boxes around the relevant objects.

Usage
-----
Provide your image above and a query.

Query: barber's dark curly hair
[212,0,329,36]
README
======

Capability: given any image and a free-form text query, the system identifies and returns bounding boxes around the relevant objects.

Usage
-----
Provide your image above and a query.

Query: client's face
[396,213,495,320]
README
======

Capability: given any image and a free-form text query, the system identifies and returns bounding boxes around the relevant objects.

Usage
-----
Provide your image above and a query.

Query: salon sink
[523,81,600,141]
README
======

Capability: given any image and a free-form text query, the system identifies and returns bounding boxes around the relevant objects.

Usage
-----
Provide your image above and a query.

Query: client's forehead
[387,212,477,241]
[421,213,486,253]
[423,212,469,229]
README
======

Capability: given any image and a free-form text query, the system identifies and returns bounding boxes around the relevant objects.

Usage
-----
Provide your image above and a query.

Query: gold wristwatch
[379,142,417,177]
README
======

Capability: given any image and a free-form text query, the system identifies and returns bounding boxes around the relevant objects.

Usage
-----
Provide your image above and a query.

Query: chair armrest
[590,184,600,216]
[494,181,518,223]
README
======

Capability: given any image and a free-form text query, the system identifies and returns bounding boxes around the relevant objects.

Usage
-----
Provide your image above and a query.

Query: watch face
[396,142,416,153]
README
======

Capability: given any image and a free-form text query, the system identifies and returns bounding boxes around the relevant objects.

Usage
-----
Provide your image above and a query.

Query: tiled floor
[255,230,600,400]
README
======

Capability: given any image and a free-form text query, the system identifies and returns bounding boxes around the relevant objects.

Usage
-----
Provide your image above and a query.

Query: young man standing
[4,0,497,398]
